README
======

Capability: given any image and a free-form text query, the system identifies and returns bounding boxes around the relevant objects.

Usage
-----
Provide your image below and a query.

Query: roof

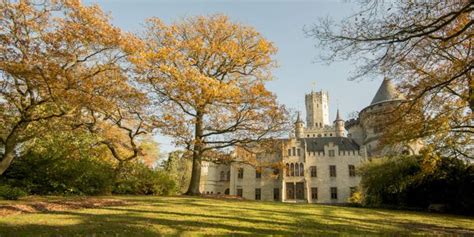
[295,111,303,124]
[302,137,360,152]
[334,109,343,122]
[370,78,404,105]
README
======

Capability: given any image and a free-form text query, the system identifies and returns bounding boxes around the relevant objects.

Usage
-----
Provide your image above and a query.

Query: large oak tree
[136,15,289,195]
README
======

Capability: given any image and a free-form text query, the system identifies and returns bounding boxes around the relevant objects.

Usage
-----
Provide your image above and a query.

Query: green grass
[0,196,473,236]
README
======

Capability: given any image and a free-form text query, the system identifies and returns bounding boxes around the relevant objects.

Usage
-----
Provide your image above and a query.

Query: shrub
[358,155,474,214]
[348,191,363,206]
[113,161,177,195]
[2,152,115,196]
[0,185,27,200]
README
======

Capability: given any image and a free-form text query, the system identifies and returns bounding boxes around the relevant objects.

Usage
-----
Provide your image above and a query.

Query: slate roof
[302,137,360,152]
[370,78,404,105]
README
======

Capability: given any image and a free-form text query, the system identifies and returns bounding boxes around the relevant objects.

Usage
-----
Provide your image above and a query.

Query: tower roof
[295,112,303,124]
[334,109,343,122]
[370,78,404,105]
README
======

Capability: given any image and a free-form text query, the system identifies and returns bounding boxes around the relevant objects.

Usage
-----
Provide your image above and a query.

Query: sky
[83,0,384,154]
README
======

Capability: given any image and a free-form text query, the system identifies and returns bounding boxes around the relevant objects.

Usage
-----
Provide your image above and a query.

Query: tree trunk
[185,149,202,195]
[0,146,16,175]
[185,112,204,196]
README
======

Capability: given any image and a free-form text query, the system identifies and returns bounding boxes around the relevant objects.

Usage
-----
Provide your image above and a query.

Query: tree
[0,0,143,174]
[136,15,289,195]
[74,101,152,169]
[162,150,192,193]
[306,0,473,158]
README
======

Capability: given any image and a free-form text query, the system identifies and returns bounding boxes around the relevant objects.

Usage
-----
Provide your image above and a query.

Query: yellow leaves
[135,14,288,152]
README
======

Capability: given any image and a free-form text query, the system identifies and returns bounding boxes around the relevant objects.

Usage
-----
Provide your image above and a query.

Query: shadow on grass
[0,196,473,236]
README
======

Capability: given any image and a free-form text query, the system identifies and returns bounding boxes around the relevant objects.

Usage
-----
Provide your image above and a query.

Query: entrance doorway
[295,182,305,200]
[286,182,295,200]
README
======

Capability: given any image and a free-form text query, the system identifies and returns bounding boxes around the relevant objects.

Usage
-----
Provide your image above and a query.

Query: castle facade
[200,79,422,203]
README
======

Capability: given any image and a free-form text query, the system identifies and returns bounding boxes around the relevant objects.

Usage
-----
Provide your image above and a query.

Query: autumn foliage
[136,15,289,195]
[0,1,288,196]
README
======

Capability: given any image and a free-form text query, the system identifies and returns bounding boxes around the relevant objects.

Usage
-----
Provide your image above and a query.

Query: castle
[200,79,422,203]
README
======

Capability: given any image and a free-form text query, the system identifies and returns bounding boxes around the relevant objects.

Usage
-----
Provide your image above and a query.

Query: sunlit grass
[0,196,473,236]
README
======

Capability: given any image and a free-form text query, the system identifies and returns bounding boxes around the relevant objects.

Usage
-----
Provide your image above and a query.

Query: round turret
[333,109,345,137]
[359,78,405,156]
[295,112,304,138]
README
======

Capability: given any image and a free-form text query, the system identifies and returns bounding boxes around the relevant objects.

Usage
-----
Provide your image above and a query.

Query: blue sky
[83,0,383,153]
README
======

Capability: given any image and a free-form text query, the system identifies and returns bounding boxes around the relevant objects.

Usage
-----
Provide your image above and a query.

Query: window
[290,163,295,176]
[295,163,299,176]
[292,147,296,156]
[310,166,317,177]
[237,188,243,197]
[273,188,280,201]
[220,171,225,181]
[299,163,304,176]
[226,171,231,181]
[288,149,291,156]
[238,168,244,179]
[348,165,356,177]
[286,164,289,176]
[256,168,262,179]
[311,187,318,200]
[255,188,261,200]
[350,187,357,197]
[330,187,338,199]
[297,148,301,156]
[328,150,335,157]
[329,165,336,177]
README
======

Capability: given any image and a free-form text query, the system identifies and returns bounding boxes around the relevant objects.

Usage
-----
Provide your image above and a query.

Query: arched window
[295,163,300,176]
[220,171,225,181]
[300,163,304,176]
[290,163,295,176]
[286,163,290,176]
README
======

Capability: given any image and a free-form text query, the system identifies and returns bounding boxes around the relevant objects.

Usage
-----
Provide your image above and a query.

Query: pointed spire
[295,111,303,124]
[334,109,343,122]
[370,78,404,105]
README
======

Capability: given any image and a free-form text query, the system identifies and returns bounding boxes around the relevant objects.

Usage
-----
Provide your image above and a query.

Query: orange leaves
[136,14,288,157]
[1,0,151,172]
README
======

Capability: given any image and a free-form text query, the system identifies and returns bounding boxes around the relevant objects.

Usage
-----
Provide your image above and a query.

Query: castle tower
[334,109,345,137]
[305,90,329,128]
[295,112,304,138]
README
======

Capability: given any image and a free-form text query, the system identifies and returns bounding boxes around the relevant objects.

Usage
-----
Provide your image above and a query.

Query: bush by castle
[353,155,473,214]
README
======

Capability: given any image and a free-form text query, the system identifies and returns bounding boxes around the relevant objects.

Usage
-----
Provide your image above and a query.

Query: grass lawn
[0,196,473,236]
